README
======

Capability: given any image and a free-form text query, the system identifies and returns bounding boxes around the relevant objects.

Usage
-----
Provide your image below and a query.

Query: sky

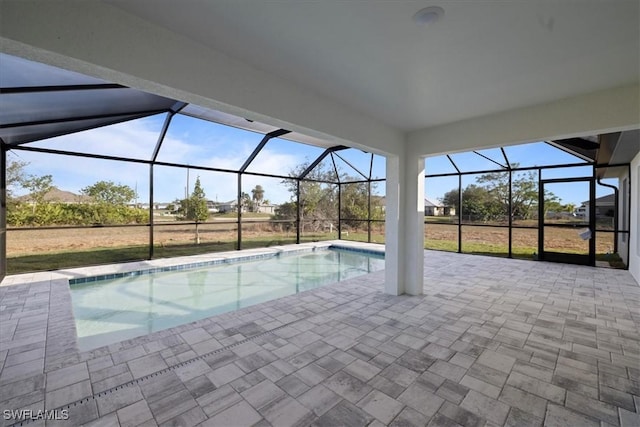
[9,113,386,205]
[425,144,617,206]
[9,113,618,207]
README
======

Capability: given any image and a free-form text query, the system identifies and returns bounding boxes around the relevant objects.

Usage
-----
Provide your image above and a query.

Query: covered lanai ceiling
[0,53,336,149]
[106,0,639,131]
[0,1,638,157]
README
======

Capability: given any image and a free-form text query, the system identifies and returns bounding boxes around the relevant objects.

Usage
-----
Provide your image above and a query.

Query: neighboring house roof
[17,187,92,203]
[424,197,443,208]
[580,194,615,206]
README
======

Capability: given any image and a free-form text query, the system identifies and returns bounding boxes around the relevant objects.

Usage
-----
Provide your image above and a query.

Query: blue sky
[10,113,617,206]
[10,114,385,204]
[425,143,617,206]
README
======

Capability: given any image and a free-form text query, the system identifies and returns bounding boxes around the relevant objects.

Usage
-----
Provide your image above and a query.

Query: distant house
[378,197,455,216]
[216,199,277,214]
[577,194,615,219]
[424,197,456,216]
[205,200,219,213]
[255,204,277,214]
[217,200,243,213]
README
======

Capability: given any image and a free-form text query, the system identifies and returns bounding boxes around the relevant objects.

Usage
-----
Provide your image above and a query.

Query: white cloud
[12,119,318,205]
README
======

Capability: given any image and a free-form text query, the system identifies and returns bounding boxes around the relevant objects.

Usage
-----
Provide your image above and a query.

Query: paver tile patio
[1,245,638,426]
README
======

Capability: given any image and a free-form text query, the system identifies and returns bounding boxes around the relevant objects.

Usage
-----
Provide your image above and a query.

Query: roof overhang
[0,53,338,150]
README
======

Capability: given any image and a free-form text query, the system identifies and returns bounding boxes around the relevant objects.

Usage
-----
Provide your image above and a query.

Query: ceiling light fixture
[413,6,444,27]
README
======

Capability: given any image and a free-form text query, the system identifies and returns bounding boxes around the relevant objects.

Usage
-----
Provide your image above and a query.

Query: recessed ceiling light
[413,6,444,27]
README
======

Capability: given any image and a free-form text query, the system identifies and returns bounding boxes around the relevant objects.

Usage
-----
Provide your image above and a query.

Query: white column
[385,151,425,296]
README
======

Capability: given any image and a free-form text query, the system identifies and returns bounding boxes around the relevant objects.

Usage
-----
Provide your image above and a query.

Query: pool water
[70,249,384,351]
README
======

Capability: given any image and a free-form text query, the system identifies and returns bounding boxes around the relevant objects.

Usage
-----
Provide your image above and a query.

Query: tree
[340,182,383,229]
[23,174,53,214]
[543,192,562,218]
[81,181,136,205]
[442,184,501,222]
[279,161,380,233]
[240,192,252,213]
[563,203,576,214]
[6,158,28,200]
[442,165,561,223]
[177,176,209,244]
[273,202,297,231]
[251,185,264,212]
[279,162,338,232]
[475,168,538,220]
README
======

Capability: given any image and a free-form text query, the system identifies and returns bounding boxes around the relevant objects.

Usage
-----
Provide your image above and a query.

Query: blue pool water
[70,248,384,351]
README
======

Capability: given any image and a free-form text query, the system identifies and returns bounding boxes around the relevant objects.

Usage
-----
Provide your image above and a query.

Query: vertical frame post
[457,174,462,253]
[367,180,372,243]
[149,110,179,259]
[237,173,242,250]
[0,144,6,280]
[538,169,544,260]
[508,169,513,258]
[296,179,301,244]
[149,164,154,259]
[338,183,342,240]
[589,166,596,266]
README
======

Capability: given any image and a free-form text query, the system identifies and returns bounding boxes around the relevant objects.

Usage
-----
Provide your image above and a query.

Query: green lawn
[424,239,624,266]
[6,234,332,274]
[7,232,624,274]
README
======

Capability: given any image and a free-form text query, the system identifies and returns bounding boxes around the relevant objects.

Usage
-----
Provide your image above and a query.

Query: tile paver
[1,244,638,426]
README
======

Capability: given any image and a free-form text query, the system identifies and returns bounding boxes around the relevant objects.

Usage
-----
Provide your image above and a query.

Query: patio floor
[1,244,639,427]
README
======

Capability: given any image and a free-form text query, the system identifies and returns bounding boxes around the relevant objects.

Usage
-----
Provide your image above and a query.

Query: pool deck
[1,242,639,426]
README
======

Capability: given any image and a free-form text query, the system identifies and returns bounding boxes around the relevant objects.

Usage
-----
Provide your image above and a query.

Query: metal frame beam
[0,109,169,130]
[473,150,507,169]
[239,128,290,173]
[0,83,126,94]
[298,146,347,179]
[333,151,369,180]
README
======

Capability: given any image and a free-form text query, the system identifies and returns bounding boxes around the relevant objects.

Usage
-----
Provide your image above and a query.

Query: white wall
[628,152,640,284]
[408,84,640,157]
[617,170,630,266]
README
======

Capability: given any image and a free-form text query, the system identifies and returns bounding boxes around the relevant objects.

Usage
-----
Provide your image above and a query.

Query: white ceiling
[108,0,639,132]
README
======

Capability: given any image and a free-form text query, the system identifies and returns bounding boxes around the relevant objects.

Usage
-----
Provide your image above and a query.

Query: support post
[384,153,424,296]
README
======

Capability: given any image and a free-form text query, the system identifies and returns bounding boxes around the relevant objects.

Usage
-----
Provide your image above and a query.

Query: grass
[425,239,535,258]
[339,231,385,244]
[212,212,273,219]
[6,227,624,274]
[425,238,624,267]
[6,234,332,274]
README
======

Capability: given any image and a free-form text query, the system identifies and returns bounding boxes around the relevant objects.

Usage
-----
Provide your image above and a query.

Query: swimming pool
[70,248,384,351]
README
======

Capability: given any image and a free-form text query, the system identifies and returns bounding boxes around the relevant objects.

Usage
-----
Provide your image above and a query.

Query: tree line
[6,158,382,237]
[273,162,384,232]
[440,166,573,223]
[6,159,147,226]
